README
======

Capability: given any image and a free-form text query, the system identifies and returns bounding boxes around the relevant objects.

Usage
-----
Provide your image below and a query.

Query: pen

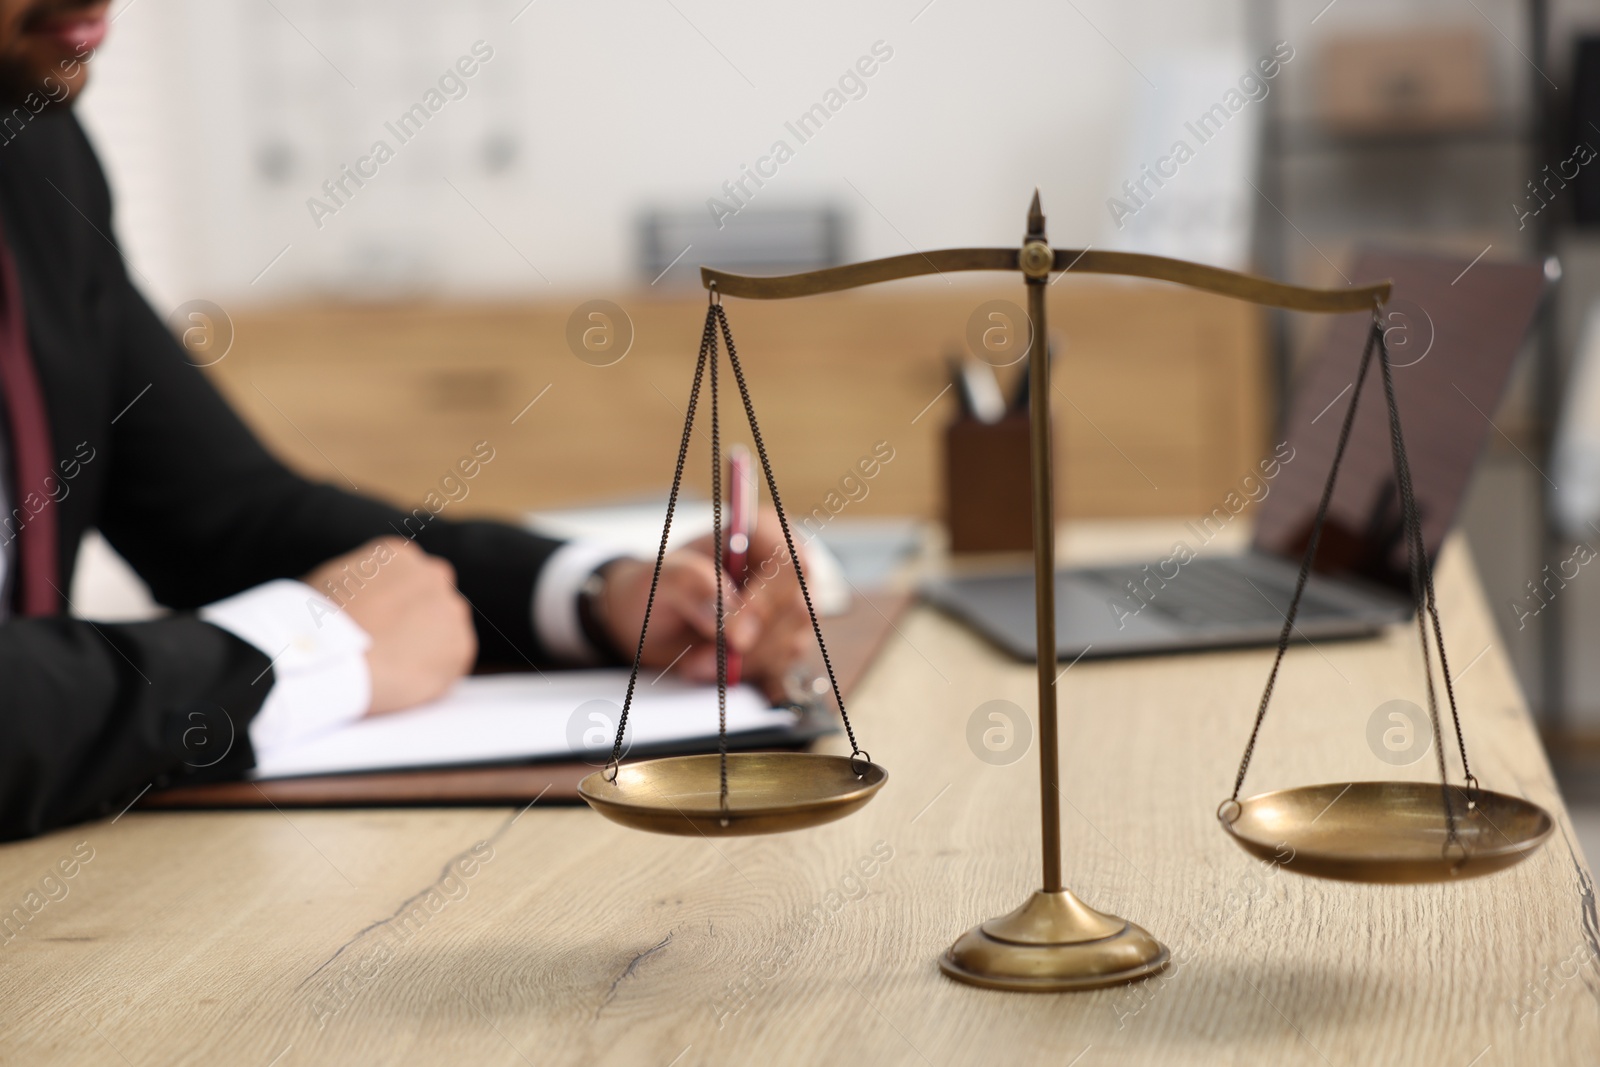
[947,353,975,419]
[960,358,1006,424]
[724,444,755,686]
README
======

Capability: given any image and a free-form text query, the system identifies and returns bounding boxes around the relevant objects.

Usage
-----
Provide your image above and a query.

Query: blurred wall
[75,0,1251,310]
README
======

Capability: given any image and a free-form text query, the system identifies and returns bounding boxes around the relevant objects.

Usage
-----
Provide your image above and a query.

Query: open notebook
[251,670,796,779]
[142,588,913,808]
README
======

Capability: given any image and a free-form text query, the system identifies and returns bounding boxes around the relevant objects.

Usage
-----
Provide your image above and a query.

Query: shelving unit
[1249,0,1571,733]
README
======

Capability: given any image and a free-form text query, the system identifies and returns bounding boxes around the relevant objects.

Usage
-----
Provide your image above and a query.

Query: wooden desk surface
[2,526,1596,1066]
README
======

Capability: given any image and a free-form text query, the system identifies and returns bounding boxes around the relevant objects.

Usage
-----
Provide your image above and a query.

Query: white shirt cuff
[533,540,630,664]
[199,579,373,755]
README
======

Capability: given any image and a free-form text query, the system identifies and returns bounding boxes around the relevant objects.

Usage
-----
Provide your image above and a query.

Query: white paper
[250,670,795,780]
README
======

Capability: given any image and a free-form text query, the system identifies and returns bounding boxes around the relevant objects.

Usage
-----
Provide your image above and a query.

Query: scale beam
[702,249,1391,312]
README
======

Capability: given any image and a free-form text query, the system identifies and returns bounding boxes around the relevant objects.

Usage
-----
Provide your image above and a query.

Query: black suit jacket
[0,112,568,840]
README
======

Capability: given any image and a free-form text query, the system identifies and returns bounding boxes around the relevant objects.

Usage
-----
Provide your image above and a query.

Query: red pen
[724,445,755,686]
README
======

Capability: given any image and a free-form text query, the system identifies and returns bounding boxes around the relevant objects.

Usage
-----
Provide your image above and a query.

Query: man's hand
[596,508,813,702]
[303,537,476,715]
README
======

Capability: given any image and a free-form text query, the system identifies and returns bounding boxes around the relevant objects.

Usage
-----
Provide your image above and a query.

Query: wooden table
[2,525,1596,1066]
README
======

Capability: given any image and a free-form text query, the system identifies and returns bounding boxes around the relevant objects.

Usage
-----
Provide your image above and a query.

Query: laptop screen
[1251,249,1546,591]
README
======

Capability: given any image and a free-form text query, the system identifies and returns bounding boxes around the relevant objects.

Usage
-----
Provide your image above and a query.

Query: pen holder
[944,413,1041,554]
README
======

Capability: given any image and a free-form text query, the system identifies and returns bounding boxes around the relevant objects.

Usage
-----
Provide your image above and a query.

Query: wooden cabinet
[208,283,1266,524]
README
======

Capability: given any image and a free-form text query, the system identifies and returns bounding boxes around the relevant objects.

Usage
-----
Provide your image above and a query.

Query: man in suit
[0,1,814,839]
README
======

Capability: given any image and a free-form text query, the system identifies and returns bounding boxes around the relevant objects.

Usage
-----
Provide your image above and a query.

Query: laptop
[921,249,1548,661]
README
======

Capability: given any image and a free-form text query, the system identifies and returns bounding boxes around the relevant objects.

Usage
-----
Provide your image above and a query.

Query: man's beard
[0,60,73,109]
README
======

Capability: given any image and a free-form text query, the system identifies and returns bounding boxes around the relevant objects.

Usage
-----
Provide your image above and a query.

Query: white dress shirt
[203,540,619,754]
[0,482,619,757]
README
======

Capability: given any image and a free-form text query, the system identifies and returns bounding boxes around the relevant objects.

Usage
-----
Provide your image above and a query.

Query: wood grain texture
[0,526,1594,1066]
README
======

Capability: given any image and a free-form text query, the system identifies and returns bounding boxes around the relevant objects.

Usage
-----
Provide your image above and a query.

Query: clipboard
[141,589,912,810]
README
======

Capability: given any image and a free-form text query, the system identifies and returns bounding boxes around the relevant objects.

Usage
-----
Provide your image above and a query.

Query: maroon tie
[0,231,58,616]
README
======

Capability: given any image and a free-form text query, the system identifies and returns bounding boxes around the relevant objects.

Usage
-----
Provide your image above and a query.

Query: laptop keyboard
[1083,559,1349,629]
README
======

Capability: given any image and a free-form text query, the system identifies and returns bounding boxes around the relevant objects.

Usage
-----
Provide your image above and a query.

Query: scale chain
[709,311,729,816]
[1226,315,1476,833]
[1374,322,1475,807]
[604,309,717,778]
[1228,319,1379,804]
[1379,338,1449,810]
[712,304,867,772]
[607,298,869,787]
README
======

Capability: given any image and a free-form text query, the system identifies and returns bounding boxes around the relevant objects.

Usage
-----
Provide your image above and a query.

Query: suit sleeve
[91,214,566,668]
[0,117,585,840]
[0,615,270,840]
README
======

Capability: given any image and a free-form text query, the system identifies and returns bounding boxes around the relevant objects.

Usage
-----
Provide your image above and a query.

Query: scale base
[939,889,1170,992]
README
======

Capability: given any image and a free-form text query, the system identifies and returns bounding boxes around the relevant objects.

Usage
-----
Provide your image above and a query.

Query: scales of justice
[578,192,1555,992]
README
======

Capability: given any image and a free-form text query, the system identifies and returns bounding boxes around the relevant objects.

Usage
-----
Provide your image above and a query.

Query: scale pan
[1220,781,1553,884]
[579,752,887,836]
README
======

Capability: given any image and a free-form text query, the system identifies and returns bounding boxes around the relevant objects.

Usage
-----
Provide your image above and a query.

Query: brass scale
[577,194,1555,992]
